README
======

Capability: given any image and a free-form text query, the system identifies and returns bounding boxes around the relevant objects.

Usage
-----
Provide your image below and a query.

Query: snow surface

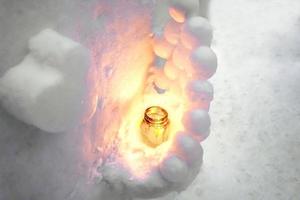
[0,0,299,199]
[160,0,300,199]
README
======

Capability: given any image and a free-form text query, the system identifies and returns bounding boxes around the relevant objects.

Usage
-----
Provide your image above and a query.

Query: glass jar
[141,106,169,147]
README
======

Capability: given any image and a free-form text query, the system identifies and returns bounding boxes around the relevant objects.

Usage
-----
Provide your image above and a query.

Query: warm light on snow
[80,0,215,187]
[116,87,187,178]
[0,0,217,198]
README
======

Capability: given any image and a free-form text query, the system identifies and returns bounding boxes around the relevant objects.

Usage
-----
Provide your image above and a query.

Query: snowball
[181,16,213,49]
[174,132,203,163]
[186,80,214,102]
[169,0,200,23]
[164,60,180,80]
[101,162,130,194]
[151,0,172,36]
[159,155,188,183]
[172,45,191,70]
[189,46,217,79]
[168,7,186,23]
[153,34,175,59]
[182,109,211,140]
[124,169,169,199]
[164,20,182,45]
[154,74,170,91]
[0,29,90,133]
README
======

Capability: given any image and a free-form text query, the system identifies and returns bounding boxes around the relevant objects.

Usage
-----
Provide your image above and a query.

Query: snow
[189,46,217,79]
[159,155,189,183]
[168,0,300,199]
[0,0,299,199]
[0,29,89,133]
[137,0,300,199]
[181,16,213,49]
[183,109,211,140]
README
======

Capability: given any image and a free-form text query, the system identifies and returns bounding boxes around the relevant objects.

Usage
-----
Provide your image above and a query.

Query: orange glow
[115,83,188,178]
[141,106,169,147]
[169,7,186,23]
[153,35,174,59]
[81,1,191,180]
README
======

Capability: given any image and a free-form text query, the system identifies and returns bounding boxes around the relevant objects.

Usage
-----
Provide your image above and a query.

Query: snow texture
[0,29,89,133]
[0,0,213,199]
[0,0,299,200]
[99,0,215,198]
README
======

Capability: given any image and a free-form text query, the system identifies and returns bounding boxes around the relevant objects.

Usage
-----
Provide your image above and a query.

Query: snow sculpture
[0,29,90,133]
[0,0,216,199]
[95,1,217,199]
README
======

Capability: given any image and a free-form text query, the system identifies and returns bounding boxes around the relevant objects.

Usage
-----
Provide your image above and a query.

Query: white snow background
[0,0,300,199]
[145,0,300,200]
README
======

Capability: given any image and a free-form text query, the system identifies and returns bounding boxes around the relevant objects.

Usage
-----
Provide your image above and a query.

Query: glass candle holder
[141,106,170,147]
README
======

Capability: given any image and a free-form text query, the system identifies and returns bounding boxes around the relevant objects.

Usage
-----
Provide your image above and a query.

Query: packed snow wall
[0,0,216,199]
